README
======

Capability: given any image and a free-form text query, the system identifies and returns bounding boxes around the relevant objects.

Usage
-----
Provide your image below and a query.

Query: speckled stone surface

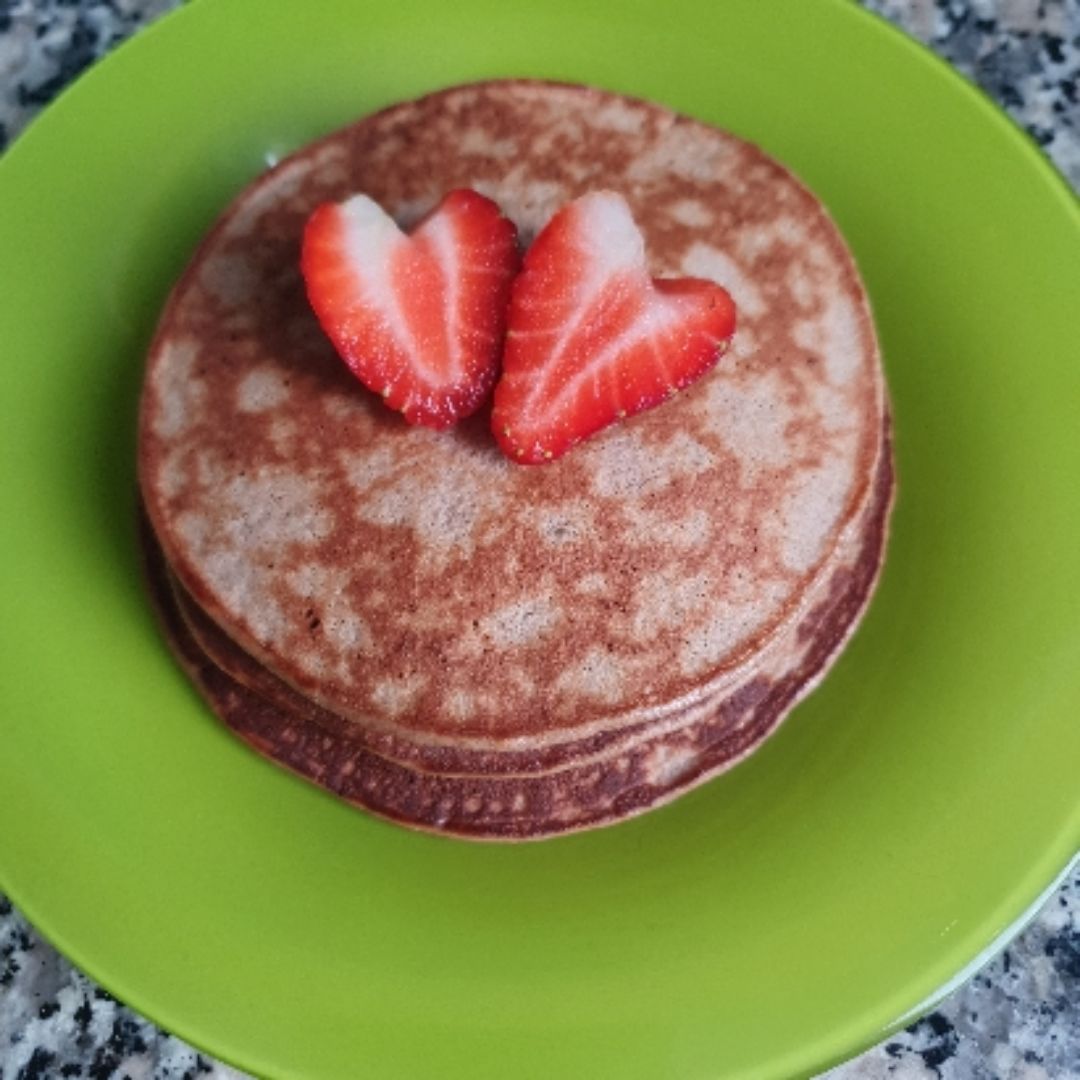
[1,2,1078,1077]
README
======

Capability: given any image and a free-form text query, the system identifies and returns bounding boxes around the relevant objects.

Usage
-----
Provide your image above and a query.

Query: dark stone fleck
[87,1047,120,1080]
[18,74,68,108]
[107,1016,149,1057]
[0,895,11,917]
[905,1011,959,1073]
[17,1048,56,1080]
[1045,929,1080,979]
[1061,79,1077,104]
[925,1011,952,1038]
[181,1066,218,1080]
[922,1043,955,1070]
[38,1001,61,1019]
[884,1041,905,1058]
[61,1067,83,1078]
[991,81,1025,110]
[1043,34,1066,64]
[74,998,93,1030]
[1024,1048,1044,1064]
[1,952,21,986]
[94,986,116,1002]
[940,4,972,34]
[0,9,11,33]
[1029,124,1056,147]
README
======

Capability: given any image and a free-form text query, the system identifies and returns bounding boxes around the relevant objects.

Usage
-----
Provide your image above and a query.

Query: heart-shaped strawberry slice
[491,191,736,463]
[301,189,519,428]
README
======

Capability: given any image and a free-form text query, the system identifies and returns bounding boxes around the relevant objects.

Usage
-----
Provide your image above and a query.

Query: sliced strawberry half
[301,189,519,428]
[491,191,736,463]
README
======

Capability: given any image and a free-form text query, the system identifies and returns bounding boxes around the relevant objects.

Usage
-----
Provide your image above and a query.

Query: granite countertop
[1,1,1078,1077]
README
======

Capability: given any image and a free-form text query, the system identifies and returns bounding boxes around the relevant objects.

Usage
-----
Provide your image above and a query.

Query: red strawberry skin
[301,189,519,428]
[491,191,736,463]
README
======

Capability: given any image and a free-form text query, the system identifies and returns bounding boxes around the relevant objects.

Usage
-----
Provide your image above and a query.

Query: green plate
[1,1,1078,1076]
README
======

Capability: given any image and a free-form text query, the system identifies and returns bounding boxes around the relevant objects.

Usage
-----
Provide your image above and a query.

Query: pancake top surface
[139,80,886,741]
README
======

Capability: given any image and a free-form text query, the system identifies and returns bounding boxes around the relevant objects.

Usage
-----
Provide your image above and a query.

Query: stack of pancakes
[138,81,894,840]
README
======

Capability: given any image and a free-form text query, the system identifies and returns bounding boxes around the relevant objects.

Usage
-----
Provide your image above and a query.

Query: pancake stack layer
[138,81,894,840]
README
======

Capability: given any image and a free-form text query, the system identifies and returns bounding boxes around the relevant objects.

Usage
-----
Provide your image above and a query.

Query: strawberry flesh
[491,191,736,463]
[301,189,519,428]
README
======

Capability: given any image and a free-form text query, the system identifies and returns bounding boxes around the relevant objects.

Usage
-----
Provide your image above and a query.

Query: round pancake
[139,80,891,758]
[141,423,892,839]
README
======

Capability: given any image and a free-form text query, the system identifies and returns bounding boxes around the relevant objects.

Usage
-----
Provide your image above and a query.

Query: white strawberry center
[337,195,465,392]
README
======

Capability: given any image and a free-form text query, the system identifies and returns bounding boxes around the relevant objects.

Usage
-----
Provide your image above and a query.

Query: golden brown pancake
[137,80,894,838]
